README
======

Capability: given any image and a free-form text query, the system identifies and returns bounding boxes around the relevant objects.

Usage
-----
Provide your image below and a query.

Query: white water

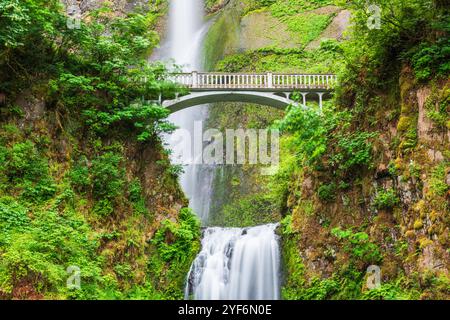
[185,224,281,300]
[156,0,214,222]
[158,0,281,300]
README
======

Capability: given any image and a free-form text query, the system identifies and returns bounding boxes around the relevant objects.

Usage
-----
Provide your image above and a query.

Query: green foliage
[285,13,334,47]
[210,193,281,227]
[148,208,200,299]
[337,0,448,96]
[0,0,196,300]
[127,178,149,216]
[217,43,343,73]
[0,139,56,202]
[1,1,178,140]
[0,197,30,245]
[91,152,125,200]
[362,276,421,300]
[428,163,449,197]
[68,158,90,193]
[0,0,62,50]
[329,131,377,172]
[276,104,376,180]
[373,188,400,210]
[296,277,339,300]
[280,215,294,235]
[317,183,336,202]
[331,227,382,265]
[280,232,306,299]
[275,105,331,166]
[270,0,333,17]
[0,208,103,297]
[409,35,450,82]
[152,208,200,262]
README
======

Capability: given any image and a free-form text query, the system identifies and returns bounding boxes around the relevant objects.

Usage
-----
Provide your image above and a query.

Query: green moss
[413,219,424,230]
[210,192,281,227]
[203,8,240,71]
[285,13,335,47]
[269,0,334,17]
[397,116,415,132]
[216,43,343,73]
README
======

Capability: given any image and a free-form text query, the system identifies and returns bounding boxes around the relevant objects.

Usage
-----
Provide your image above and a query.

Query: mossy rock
[397,116,416,132]
[418,237,433,249]
[413,219,424,230]
[405,230,415,238]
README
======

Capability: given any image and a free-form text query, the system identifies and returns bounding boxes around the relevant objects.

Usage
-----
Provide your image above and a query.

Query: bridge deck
[168,72,336,91]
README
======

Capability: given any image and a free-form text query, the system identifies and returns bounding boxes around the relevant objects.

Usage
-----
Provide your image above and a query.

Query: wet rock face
[417,87,434,143]
[396,175,422,207]
[15,91,45,123]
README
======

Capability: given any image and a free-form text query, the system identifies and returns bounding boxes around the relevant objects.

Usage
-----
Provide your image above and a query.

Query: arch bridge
[162,72,337,112]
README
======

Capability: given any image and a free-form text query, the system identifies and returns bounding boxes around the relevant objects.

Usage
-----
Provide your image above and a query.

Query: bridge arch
[162,91,297,113]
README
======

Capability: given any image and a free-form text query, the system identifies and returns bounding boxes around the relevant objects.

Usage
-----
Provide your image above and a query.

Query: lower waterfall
[185,224,280,300]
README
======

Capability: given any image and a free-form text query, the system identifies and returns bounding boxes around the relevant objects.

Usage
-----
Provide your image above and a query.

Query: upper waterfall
[168,0,205,71]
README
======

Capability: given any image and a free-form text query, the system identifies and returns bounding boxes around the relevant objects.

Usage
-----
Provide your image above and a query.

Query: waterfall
[185,224,281,300]
[156,1,281,300]
[156,0,214,222]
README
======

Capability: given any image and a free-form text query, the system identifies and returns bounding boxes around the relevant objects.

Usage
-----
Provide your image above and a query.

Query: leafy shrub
[8,141,42,179]
[410,37,450,82]
[296,277,339,300]
[331,227,382,265]
[91,152,125,200]
[317,183,336,202]
[373,188,400,210]
[152,208,200,262]
[428,163,449,197]
[92,198,115,217]
[0,209,102,296]
[128,178,149,216]
[69,158,90,193]
[1,140,56,202]
[330,131,377,172]
[0,197,30,245]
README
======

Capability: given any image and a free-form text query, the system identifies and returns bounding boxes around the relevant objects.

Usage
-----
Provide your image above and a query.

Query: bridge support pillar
[317,92,324,112]
[299,92,308,107]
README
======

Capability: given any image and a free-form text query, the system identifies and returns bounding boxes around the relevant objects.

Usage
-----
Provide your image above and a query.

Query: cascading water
[185,224,280,300]
[157,0,281,300]
[154,0,213,222]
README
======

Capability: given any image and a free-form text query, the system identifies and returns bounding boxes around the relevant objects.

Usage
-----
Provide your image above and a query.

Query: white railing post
[192,71,198,88]
[267,72,273,88]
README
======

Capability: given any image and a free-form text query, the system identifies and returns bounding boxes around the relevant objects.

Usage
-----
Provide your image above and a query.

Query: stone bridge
[162,72,337,112]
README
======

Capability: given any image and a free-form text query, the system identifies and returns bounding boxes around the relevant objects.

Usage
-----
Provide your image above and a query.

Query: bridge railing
[167,72,336,90]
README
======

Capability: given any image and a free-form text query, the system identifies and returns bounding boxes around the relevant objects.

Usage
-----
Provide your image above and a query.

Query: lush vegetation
[275,0,449,300]
[0,0,200,300]
[207,0,449,300]
[0,0,448,301]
